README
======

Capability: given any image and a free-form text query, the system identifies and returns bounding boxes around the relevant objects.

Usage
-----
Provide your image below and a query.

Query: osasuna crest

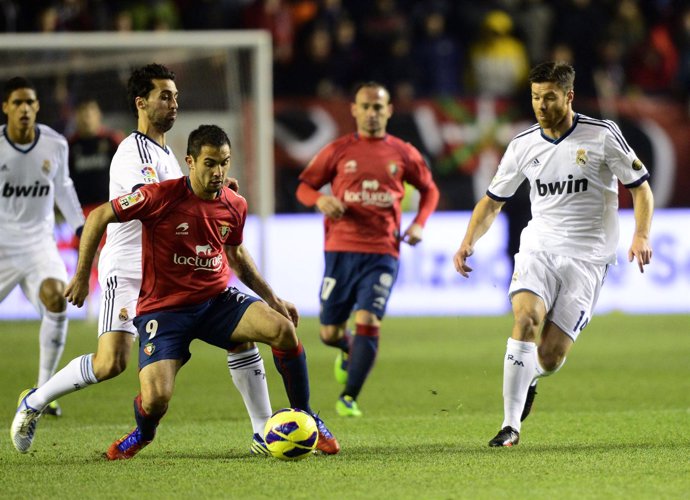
[143,343,155,356]
[575,148,588,167]
[344,160,357,173]
[388,161,399,176]
[218,224,231,241]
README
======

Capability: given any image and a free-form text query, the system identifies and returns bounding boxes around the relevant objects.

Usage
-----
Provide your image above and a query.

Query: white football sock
[228,347,272,435]
[501,338,539,432]
[27,354,98,410]
[37,310,68,387]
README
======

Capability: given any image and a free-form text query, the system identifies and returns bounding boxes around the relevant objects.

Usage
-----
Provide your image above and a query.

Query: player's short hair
[3,77,37,103]
[352,81,391,103]
[186,124,231,158]
[528,61,575,93]
[126,63,175,117]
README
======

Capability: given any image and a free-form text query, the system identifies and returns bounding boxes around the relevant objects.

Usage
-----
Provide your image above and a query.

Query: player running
[296,81,439,417]
[454,61,654,447]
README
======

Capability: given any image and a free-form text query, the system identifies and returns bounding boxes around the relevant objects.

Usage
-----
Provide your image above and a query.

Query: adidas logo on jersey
[2,181,50,198]
[536,175,588,197]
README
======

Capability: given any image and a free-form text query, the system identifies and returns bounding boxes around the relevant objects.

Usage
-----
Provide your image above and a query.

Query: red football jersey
[111,177,246,314]
[299,133,437,258]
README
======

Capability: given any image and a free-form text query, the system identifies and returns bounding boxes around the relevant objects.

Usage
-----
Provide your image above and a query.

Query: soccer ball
[263,408,318,460]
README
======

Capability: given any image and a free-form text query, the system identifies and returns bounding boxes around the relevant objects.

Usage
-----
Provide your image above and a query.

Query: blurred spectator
[67,99,124,209]
[467,10,529,97]
[627,20,679,95]
[413,8,463,97]
[551,0,608,97]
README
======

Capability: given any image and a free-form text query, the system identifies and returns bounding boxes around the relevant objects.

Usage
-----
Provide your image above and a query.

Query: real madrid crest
[575,148,588,167]
[42,159,51,174]
[632,159,644,171]
[118,308,129,321]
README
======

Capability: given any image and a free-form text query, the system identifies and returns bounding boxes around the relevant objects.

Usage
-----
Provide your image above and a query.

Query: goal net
[0,31,274,216]
[0,31,273,319]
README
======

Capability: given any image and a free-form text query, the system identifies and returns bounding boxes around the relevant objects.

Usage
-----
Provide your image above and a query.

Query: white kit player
[453,61,654,447]
[1,77,85,418]
[12,64,273,456]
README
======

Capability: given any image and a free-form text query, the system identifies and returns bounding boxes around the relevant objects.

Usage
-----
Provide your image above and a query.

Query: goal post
[0,31,274,267]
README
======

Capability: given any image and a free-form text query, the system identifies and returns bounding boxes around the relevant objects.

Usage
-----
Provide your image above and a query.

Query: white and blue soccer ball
[263,408,318,460]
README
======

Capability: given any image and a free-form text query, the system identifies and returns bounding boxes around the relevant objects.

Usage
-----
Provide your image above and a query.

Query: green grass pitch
[0,314,688,499]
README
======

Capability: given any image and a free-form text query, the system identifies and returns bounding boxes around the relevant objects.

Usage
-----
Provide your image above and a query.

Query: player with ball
[61,124,339,459]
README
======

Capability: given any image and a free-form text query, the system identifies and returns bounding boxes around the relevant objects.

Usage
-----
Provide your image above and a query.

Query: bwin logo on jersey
[2,181,50,198]
[536,175,588,197]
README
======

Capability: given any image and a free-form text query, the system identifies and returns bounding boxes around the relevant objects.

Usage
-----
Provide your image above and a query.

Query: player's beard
[154,116,176,133]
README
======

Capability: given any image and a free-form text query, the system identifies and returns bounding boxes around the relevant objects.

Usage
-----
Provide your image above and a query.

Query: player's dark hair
[352,81,391,103]
[3,77,37,102]
[126,63,175,117]
[528,61,575,92]
[187,124,231,158]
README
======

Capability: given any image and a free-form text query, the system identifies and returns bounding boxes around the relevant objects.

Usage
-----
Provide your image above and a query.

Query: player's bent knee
[319,327,341,345]
[273,318,298,350]
[92,352,130,380]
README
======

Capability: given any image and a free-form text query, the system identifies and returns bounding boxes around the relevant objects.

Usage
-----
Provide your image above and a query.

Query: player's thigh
[230,301,296,347]
[548,257,607,341]
[319,252,359,325]
[354,254,399,319]
[19,242,68,312]
[134,309,196,370]
[98,274,140,337]
[508,251,559,314]
[94,330,136,376]
[0,252,24,302]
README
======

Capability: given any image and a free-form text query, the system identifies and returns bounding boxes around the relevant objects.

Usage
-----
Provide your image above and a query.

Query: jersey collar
[133,130,170,154]
[540,113,579,145]
[3,125,40,154]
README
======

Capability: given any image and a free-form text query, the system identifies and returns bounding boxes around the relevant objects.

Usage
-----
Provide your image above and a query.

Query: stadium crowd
[1,0,689,103]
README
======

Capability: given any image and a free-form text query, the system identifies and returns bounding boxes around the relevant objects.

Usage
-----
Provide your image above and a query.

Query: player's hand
[316,195,346,219]
[402,223,423,246]
[271,298,300,327]
[64,274,90,308]
[224,177,239,192]
[453,244,474,278]
[628,235,652,273]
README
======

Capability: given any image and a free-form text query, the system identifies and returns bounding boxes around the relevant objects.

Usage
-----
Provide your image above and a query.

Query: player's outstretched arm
[65,202,117,307]
[225,244,299,326]
[453,195,505,278]
[628,181,654,273]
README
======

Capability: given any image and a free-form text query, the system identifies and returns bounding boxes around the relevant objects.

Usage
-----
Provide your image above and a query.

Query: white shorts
[0,240,67,313]
[98,274,141,337]
[508,251,608,341]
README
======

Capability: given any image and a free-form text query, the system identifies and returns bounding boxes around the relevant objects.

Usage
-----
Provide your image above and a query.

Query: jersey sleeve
[401,143,439,226]
[225,191,247,247]
[602,120,650,188]
[111,183,165,223]
[111,141,161,196]
[487,141,525,200]
[53,137,86,232]
[298,142,338,189]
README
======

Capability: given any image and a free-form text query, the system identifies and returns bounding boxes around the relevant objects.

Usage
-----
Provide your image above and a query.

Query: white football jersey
[0,124,84,252]
[488,113,650,264]
[98,131,183,278]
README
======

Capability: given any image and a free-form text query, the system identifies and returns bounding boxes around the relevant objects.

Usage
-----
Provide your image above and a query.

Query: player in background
[68,98,124,213]
[1,77,85,418]
[453,61,654,447]
[296,82,439,418]
[68,98,125,304]
[11,64,273,456]
[65,124,339,459]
